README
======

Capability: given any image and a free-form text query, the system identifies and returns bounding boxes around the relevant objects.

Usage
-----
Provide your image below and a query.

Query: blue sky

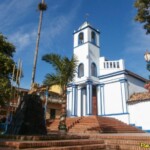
[0,0,150,89]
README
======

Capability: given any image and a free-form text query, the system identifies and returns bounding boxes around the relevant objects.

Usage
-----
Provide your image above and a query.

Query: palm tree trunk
[59,88,67,133]
[31,0,45,87]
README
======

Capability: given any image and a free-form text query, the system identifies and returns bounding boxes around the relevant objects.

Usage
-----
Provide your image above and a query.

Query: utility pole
[31,0,47,87]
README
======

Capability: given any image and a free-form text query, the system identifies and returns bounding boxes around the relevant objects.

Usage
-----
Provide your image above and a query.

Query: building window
[78,32,84,45]
[50,109,56,119]
[91,63,97,77]
[78,63,84,77]
[91,31,96,45]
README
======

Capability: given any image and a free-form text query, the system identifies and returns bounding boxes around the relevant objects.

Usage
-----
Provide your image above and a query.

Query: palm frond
[43,73,60,86]
[42,53,62,73]
[42,53,78,94]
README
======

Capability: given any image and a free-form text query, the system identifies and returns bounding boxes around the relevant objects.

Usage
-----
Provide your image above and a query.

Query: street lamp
[144,51,150,72]
[144,51,150,92]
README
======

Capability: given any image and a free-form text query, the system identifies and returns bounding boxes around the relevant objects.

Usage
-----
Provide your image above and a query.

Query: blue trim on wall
[68,83,77,88]
[99,70,146,82]
[73,25,100,35]
[99,83,105,87]
[74,86,77,116]
[71,86,74,116]
[119,79,127,83]
[120,78,129,113]
[74,41,100,49]
[126,82,130,113]
[124,80,128,113]
[100,86,103,115]
[99,70,126,79]
[102,86,105,115]
[144,130,150,133]
[86,80,93,84]
[100,112,129,116]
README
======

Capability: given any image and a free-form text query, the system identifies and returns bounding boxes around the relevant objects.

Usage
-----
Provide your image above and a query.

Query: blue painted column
[99,84,105,115]
[67,91,71,117]
[97,85,101,116]
[86,81,92,115]
[71,84,77,116]
[77,88,81,116]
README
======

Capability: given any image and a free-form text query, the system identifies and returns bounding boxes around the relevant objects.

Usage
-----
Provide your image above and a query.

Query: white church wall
[104,81,123,114]
[128,101,150,130]
[89,44,100,76]
[127,75,147,96]
[74,44,90,81]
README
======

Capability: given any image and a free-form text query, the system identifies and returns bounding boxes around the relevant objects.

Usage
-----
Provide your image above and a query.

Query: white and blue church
[66,22,150,131]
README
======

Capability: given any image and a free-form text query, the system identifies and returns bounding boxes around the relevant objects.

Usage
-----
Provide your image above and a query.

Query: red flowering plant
[144,81,150,92]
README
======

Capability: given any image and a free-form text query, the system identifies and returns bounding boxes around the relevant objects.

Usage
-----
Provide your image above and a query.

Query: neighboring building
[0,86,62,121]
[67,22,149,131]
[128,92,150,132]
[46,85,62,120]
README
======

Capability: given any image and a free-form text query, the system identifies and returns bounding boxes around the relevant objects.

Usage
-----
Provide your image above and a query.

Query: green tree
[134,0,150,34]
[42,53,77,133]
[0,33,16,106]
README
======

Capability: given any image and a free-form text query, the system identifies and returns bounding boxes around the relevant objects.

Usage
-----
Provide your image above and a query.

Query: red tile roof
[128,92,150,104]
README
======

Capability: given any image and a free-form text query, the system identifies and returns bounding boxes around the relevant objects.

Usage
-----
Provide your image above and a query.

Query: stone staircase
[97,116,144,133]
[47,116,144,134]
[47,117,82,132]
[89,134,150,150]
[0,134,106,150]
[1,116,146,150]
[1,133,150,150]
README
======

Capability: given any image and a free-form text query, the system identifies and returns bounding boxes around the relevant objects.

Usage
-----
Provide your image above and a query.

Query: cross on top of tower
[85,13,89,22]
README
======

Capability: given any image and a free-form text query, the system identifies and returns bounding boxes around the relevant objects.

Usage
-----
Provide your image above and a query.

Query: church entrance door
[92,86,97,115]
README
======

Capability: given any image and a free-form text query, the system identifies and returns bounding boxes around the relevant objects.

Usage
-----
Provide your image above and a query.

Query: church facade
[66,22,148,131]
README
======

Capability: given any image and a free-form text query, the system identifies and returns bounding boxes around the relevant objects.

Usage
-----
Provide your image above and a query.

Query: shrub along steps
[0,139,105,150]
[47,117,82,132]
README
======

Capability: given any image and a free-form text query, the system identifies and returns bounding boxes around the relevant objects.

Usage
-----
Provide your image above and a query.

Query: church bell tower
[73,21,100,81]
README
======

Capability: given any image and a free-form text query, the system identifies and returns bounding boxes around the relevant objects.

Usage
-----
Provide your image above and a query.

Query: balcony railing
[102,59,124,70]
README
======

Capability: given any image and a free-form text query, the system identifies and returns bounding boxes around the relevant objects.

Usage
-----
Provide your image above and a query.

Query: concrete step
[23,144,106,150]
[0,139,104,149]
[48,116,144,134]
[89,134,150,150]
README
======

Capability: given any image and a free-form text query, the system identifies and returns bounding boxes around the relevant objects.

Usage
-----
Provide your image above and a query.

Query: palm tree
[31,0,47,87]
[42,53,77,133]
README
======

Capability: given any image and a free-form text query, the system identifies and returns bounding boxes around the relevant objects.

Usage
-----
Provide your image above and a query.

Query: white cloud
[9,30,36,52]
[41,1,81,42]
[123,22,150,78]
[0,0,35,32]
[125,23,150,54]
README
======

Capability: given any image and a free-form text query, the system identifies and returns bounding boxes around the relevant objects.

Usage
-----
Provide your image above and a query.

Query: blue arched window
[78,63,84,77]
[91,31,96,45]
[91,63,97,77]
[78,32,84,45]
